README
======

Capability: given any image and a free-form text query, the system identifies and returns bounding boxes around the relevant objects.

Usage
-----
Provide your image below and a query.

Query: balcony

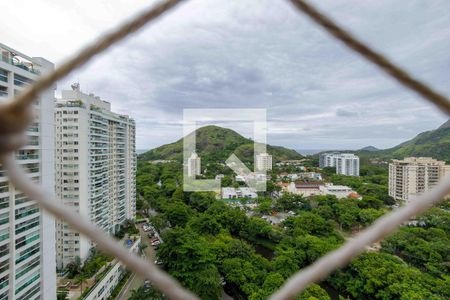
[0,88,7,98]
[26,126,39,133]
[16,154,39,161]
[56,100,85,109]
[0,55,40,75]
[26,141,39,146]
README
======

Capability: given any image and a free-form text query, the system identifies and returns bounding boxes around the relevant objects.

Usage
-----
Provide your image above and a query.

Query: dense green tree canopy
[133,157,448,300]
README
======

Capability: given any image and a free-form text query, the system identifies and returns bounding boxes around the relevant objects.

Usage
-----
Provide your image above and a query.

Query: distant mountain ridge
[139,125,302,163]
[356,119,450,162]
[359,146,380,152]
[139,120,450,163]
[438,119,450,129]
[306,120,450,163]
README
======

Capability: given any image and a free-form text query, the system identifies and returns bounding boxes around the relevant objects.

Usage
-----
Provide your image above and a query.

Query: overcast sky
[1,0,449,151]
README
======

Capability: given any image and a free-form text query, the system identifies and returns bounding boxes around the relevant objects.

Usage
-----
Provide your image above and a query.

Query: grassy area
[135,213,146,221]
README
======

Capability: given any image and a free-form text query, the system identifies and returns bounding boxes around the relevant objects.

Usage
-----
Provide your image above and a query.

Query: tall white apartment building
[187,152,201,177]
[55,84,136,268]
[256,153,272,171]
[0,43,56,300]
[389,157,450,203]
[319,152,338,168]
[319,153,359,176]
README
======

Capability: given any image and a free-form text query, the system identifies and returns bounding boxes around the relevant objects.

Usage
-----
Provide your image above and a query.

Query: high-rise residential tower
[319,153,360,176]
[187,152,201,177]
[0,43,56,300]
[389,157,450,203]
[255,153,272,171]
[55,84,136,268]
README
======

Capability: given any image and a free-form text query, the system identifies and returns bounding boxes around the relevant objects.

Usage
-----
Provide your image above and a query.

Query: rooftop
[0,43,42,75]
[392,157,446,165]
[294,181,324,188]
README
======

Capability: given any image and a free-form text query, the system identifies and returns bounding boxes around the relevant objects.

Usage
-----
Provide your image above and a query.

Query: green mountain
[358,119,450,162]
[139,125,302,163]
[359,145,380,152]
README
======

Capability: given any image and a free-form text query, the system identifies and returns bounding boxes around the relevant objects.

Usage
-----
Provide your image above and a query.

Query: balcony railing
[0,56,41,75]
[26,127,39,133]
[16,154,39,160]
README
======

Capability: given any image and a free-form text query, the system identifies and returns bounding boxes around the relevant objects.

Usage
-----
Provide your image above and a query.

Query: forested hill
[357,119,450,162]
[138,125,302,163]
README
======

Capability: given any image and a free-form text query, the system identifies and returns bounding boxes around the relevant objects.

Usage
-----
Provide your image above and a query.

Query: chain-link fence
[0,1,449,299]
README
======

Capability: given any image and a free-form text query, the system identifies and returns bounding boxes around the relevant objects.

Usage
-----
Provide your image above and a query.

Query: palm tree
[76,273,89,294]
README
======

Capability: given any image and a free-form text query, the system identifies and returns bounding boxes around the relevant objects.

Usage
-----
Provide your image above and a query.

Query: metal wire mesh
[0,0,449,299]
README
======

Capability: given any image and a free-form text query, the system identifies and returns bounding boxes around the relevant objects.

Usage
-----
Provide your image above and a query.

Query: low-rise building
[323,184,359,199]
[286,182,359,199]
[222,187,237,199]
[275,160,306,167]
[82,238,141,300]
[287,174,299,181]
[221,187,258,199]
[235,175,246,182]
[275,182,290,189]
[215,174,225,180]
[149,160,177,164]
[237,173,268,183]
[287,182,324,197]
[279,172,323,181]
[298,172,323,181]
[239,187,258,198]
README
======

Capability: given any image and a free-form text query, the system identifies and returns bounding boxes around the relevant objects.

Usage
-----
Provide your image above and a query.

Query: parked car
[144,280,150,289]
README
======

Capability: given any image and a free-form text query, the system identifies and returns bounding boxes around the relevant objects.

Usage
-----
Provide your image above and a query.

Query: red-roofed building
[348,192,362,200]
[287,182,324,197]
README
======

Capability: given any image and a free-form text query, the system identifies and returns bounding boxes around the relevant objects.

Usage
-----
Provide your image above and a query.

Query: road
[116,273,141,300]
[117,224,159,300]
[117,222,234,300]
